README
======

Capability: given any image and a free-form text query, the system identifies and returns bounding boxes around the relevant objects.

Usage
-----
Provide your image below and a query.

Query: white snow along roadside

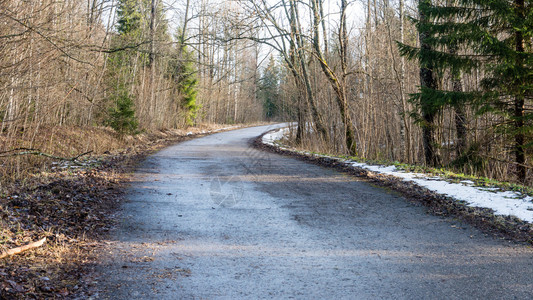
[262,127,533,223]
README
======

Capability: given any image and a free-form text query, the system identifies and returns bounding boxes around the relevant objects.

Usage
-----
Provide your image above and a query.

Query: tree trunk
[419,0,439,166]
[514,0,526,182]
[318,0,328,55]
[288,0,328,140]
[310,0,357,155]
[453,78,467,158]
[448,37,467,158]
[149,0,156,66]
[398,0,412,163]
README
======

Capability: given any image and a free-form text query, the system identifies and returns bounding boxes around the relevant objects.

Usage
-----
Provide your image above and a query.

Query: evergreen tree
[104,45,139,135]
[116,0,146,37]
[399,0,442,166]
[103,0,147,134]
[399,0,532,182]
[115,0,169,63]
[106,89,139,135]
[105,0,171,132]
[168,29,199,126]
[116,0,168,37]
[258,56,280,120]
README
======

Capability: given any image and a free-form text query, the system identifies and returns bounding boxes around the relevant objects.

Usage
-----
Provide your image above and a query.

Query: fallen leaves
[0,159,125,299]
[0,124,248,299]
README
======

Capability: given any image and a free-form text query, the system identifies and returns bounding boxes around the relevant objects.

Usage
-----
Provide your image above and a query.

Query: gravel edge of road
[253,130,533,246]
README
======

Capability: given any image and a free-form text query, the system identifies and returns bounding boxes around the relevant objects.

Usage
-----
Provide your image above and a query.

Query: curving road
[99,124,533,299]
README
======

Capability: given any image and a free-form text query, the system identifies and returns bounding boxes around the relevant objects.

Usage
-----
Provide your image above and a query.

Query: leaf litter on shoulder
[0,123,255,299]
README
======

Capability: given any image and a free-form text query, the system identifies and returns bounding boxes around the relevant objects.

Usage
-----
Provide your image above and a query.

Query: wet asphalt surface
[98,124,533,299]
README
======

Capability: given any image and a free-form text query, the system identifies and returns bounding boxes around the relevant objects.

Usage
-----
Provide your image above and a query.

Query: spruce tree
[107,89,139,135]
[419,0,441,167]
[258,57,280,120]
[116,0,145,37]
[168,29,199,126]
[399,0,532,182]
[105,0,171,132]
[103,0,148,134]
[399,0,443,166]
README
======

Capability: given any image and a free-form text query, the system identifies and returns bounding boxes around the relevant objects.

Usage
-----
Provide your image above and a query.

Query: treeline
[0,0,265,151]
[238,0,531,184]
[0,0,531,184]
[0,0,190,143]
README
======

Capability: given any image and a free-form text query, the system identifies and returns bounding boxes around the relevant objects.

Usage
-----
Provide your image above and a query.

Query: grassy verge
[310,152,533,197]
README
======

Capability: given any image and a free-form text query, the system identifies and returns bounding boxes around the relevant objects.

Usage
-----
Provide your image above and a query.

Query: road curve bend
[99,124,533,299]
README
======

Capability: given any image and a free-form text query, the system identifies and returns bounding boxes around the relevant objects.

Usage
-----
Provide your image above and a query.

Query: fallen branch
[0,149,92,165]
[0,238,47,259]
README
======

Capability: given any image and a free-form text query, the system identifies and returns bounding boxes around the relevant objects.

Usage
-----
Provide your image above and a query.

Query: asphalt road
[99,124,533,299]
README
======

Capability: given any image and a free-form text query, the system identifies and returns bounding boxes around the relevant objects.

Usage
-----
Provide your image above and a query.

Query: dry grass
[0,123,257,184]
[0,125,126,183]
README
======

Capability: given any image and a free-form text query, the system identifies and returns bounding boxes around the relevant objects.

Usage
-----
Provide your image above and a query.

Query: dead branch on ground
[0,238,47,259]
[0,149,93,165]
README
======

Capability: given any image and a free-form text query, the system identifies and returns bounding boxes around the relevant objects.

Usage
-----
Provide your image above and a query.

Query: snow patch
[262,128,290,146]
[348,162,533,222]
[262,127,533,223]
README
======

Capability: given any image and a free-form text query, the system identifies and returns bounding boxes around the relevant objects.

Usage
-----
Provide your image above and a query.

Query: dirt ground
[0,124,251,299]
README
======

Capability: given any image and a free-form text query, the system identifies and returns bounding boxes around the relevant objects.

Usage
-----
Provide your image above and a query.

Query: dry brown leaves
[0,123,251,299]
[0,159,125,299]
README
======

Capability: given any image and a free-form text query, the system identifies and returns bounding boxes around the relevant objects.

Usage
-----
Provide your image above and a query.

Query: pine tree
[115,0,169,62]
[105,0,172,132]
[103,0,147,134]
[399,0,532,182]
[116,0,145,37]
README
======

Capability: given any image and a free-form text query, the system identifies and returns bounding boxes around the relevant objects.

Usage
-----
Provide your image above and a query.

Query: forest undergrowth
[282,126,533,189]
